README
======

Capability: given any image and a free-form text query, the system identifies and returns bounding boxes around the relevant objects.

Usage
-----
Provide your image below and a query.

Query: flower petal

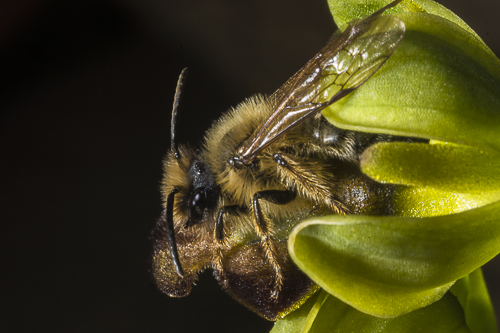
[288,200,500,317]
[322,12,500,153]
[361,141,500,194]
[273,290,470,333]
[451,269,497,333]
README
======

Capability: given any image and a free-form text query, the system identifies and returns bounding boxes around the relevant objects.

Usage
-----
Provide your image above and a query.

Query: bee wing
[237,5,405,163]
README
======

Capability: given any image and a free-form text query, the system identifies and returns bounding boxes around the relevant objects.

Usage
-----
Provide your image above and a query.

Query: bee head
[159,68,219,278]
[160,147,218,278]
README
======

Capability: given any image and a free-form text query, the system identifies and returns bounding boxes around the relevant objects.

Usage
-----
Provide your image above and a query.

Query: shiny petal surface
[288,200,500,317]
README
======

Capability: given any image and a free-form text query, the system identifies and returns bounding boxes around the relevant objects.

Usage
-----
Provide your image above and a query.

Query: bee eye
[188,188,207,224]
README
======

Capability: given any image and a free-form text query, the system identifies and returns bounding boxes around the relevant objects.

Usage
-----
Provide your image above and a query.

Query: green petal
[288,200,500,317]
[328,0,485,44]
[361,141,500,217]
[451,269,497,333]
[327,0,404,28]
[275,290,470,333]
[310,292,470,333]
[394,186,500,217]
[322,11,500,154]
[309,294,470,333]
[361,141,500,194]
[271,291,325,333]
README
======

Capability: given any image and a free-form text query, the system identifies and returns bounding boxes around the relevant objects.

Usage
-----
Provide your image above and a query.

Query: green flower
[273,1,500,332]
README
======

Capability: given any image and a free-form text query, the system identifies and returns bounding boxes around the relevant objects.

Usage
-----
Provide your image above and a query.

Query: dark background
[2,0,499,332]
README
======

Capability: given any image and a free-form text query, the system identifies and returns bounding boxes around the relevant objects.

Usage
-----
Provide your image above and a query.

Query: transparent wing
[236,3,405,164]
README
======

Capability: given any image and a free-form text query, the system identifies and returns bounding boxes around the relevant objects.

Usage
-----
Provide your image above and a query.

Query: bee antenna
[166,187,184,277]
[171,68,188,160]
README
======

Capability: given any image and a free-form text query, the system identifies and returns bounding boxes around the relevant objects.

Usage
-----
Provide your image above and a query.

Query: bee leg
[273,152,350,214]
[214,205,246,287]
[253,189,296,300]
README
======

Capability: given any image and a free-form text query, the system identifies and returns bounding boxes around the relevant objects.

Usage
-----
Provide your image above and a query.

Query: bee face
[183,159,219,225]
[152,0,409,321]
[153,148,217,297]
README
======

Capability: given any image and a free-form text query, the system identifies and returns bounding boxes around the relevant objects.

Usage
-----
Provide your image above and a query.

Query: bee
[152,0,412,321]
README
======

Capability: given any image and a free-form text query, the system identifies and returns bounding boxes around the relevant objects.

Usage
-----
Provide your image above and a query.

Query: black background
[2,0,499,332]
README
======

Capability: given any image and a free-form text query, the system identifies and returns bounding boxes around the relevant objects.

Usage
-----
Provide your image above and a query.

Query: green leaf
[322,10,500,154]
[275,290,470,333]
[288,200,500,317]
[361,141,500,194]
[451,269,498,333]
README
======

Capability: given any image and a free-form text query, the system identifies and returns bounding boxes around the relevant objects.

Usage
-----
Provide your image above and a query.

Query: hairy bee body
[152,0,409,321]
[154,96,410,319]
